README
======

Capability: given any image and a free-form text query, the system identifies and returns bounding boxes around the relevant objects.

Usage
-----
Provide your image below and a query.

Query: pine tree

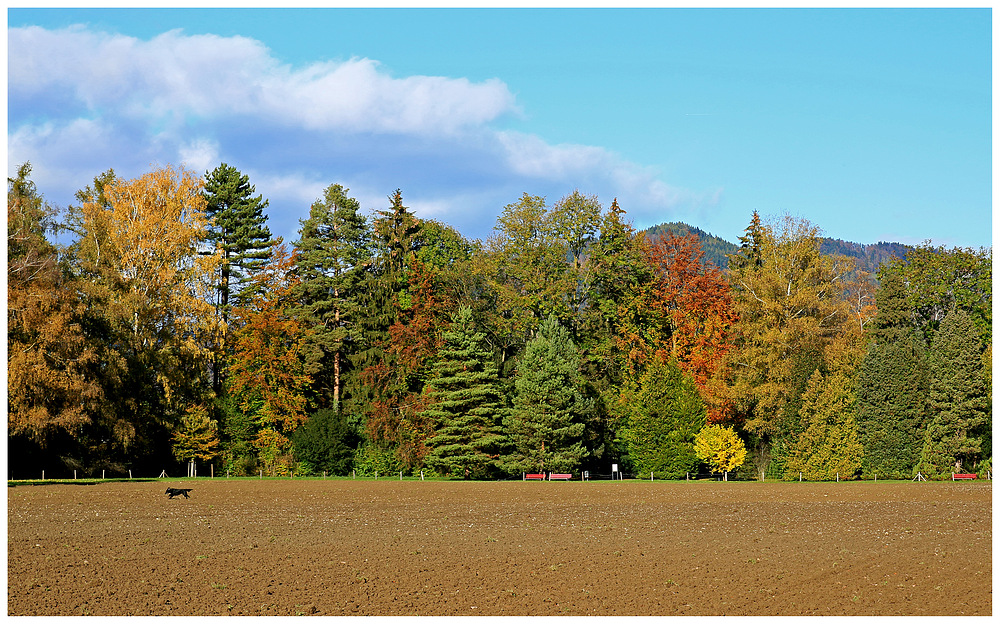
[294,184,370,411]
[421,307,506,479]
[784,370,863,481]
[917,308,990,477]
[203,163,273,318]
[502,315,589,474]
[619,357,707,479]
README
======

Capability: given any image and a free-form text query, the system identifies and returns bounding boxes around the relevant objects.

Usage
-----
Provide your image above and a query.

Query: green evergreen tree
[917,308,990,478]
[856,269,931,478]
[856,338,929,478]
[784,370,863,481]
[867,270,913,344]
[294,184,370,411]
[203,163,273,318]
[353,189,422,401]
[421,307,506,479]
[502,315,589,474]
[619,358,706,479]
[582,198,651,471]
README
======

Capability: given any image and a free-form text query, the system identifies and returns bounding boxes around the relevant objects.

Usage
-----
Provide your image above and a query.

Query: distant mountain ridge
[642,222,738,269]
[642,222,910,275]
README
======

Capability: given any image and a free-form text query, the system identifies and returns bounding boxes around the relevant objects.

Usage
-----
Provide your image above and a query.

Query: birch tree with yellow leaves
[68,165,222,460]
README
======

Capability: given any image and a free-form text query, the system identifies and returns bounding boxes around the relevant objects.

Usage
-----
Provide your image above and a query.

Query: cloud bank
[8,25,718,241]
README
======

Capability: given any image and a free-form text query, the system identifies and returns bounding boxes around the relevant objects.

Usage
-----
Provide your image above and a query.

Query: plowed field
[7,479,991,616]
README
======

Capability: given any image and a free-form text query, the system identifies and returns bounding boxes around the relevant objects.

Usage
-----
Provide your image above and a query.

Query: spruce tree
[619,357,706,479]
[294,184,370,411]
[354,189,422,379]
[421,307,506,479]
[203,163,273,318]
[917,308,990,477]
[351,190,424,457]
[502,315,589,474]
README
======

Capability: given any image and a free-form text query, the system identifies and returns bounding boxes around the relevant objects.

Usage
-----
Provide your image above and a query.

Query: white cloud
[178,139,220,175]
[8,24,716,241]
[9,25,517,136]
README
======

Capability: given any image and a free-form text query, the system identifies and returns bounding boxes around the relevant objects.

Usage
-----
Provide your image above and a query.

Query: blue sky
[8,8,992,249]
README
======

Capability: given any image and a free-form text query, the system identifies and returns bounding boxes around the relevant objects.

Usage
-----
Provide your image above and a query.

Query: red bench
[953,473,978,480]
[549,473,572,481]
[524,473,545,480]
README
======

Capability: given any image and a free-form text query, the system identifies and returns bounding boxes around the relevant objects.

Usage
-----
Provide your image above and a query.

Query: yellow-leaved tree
[694,424,747,480]
[69,165,222,455]
[171,405,221,475]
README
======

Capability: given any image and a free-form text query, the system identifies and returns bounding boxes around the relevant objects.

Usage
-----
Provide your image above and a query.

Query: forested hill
[643,222,910,274]
[819,238,912,275]
[642,222,738,268]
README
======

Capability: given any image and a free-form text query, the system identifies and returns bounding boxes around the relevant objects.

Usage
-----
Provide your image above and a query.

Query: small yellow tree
[171,405,220,474]
[694,424,747,479]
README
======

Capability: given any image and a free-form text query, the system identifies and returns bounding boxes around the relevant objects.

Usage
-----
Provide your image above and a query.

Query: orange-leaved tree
[645,231,737,423]
[226,243,311,475]
[8,163,102,444]
[363,258,453,471]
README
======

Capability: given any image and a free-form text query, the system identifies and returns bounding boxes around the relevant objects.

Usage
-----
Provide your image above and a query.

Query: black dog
[165,487,192,499]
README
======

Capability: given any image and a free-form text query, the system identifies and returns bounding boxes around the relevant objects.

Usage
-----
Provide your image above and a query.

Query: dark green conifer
[203,163,273,318]
[619,357,706,479]
[856,271,930,478]
[917,308,990,477]
[294,184,370,411]
[502,315,589,474]
[421,307,506,479]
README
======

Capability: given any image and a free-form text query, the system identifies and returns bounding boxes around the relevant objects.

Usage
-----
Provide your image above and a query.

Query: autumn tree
[694,425,747,478]
[619,357,707,479]
[8,163,101,450]
[225,244,311,476]
[724,213,853,476]
[502,315,590,474]
[294,183,370,411]
[421,307,506,479]
[362,259,454,471]
[171,404,221,472]
[644,231,737,423]
[67,165,222,468]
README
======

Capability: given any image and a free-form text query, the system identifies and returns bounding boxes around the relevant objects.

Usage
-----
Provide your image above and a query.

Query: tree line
[8,162,992,480]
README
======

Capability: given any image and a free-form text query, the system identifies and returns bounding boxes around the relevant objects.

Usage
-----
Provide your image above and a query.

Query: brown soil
[7,479,991,616]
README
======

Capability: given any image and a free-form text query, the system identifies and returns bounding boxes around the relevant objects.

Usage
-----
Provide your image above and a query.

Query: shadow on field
[7,478,159,488]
